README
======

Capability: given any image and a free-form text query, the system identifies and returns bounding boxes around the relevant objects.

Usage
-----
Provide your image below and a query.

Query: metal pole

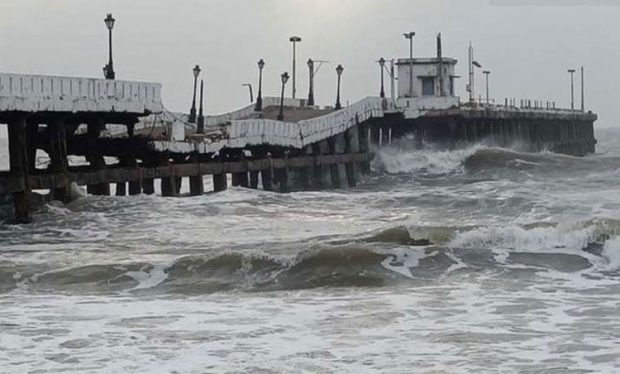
[190,74,198,123]
[289,36,301,99]
[468,43,474,102]
[483,71,490,104]
[308,59,315,106]
[256,60,264,111]
[568,69,575,111]
[197,80,205,134]
[242,84,253,103]
[580,66,585,112]
[335,65,343,109]
[409,36,414,97]
[292,42,296,99]
[379,58,385,98]
[390,59,395,102]
[108,28,114,78]
[278,81,285,120]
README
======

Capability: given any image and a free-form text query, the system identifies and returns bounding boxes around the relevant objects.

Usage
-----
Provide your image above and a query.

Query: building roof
[396,57,458,65]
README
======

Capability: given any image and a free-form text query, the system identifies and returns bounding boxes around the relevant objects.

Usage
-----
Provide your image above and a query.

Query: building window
[421,77,435,96]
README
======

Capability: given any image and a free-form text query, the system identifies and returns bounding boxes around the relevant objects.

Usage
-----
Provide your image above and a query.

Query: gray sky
[0,0,619,127]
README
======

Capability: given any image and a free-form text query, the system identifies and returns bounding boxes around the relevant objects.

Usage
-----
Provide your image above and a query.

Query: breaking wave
[2,219,619,295]
[371,141,591,176]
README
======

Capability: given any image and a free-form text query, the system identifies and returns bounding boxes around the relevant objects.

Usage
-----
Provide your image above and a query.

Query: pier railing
[0,73,162,114]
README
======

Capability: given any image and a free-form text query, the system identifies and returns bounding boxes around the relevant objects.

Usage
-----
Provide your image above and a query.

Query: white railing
[0,73,162,113]
[224,97,384,149]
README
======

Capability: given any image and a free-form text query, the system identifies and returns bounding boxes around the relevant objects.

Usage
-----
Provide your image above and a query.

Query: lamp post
[335,64,344,110]
[307,59,315,106]
[483,70,490,104]
[197,80,205,134]
[468,43,482,103]
[255,59,265,111]
[378,57,386,98]
[580,66,585,112]
[568,68,576,111]
[278,72,290,121]
[404,31,415,97]
[103,14,116,80]
[242,83,254,103]
[289,36,302,99]
[189,65,201,123]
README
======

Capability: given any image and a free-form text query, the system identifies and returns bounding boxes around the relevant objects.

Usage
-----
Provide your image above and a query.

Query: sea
[0,127,619,373]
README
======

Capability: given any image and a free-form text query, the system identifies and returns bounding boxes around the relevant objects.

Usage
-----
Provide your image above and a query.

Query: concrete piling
[8,115,31,223]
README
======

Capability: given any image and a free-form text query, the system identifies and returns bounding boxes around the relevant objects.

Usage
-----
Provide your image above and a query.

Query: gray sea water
[1,128,620,373]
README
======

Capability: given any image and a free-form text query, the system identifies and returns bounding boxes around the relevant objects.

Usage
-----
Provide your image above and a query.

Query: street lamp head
[483,70,490,75]
[336,64,344,76]
[289,36,302,43]
[104,14,115,30]
[472,61,482,68]
[378,57,386,67]
[258,59,265,70]
[404,31,415,39]
[568,69,576,73]
[193,65,201,78]
[307,58,314,68]
[281,72,290,84]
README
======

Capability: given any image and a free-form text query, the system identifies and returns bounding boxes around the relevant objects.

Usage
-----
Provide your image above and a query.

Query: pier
[0,37,597,224]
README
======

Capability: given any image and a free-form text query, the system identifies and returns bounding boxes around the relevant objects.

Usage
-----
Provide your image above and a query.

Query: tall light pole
[468,43,482,103]
[568,69,576,111]
[278,72,290,121]
[580,66,585,112]
[242,83,253,103]
[404,31,415,97]
[103,14,116,80]
[197,80,205,134]
[255,59,265,111]
[483,70,490,104]
[289,36,302,99]
[189,65,201,123]
[378,58,386,98]
[307,58,315,106]
[335,64,344,110]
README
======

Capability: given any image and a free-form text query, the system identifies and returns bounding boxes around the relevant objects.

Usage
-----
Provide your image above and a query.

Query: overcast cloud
[0,0,618,127]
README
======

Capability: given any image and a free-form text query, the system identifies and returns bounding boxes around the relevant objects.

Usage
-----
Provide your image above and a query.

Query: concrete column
[344,127,359,187]
[357,123,371,174]
[116,182,127,196]
[86,119,110,196]
[160,156,178,197]
[249,171,260,189]
[189,154,204,196]
[48,117,71,202]
[26,120,39,173]
[189,175,204,196]
[328,138,341,188]
[261,154,274,191]
[231,153,249,187]
[175,177,183,195]
[141,158,156,195]
[8,115,31,223]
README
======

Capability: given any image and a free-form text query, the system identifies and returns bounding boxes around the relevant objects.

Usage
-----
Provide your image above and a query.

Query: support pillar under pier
[249,171,260,189]
[8,115,31,223]
[48,117,71,202]
[86,120,110,196]
[261,154,274,191]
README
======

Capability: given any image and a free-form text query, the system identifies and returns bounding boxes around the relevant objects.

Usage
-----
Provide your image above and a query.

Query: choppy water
[1,128,620,373]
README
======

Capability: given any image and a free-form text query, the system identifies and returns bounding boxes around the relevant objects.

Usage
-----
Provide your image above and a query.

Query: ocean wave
[371,141,589,176]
